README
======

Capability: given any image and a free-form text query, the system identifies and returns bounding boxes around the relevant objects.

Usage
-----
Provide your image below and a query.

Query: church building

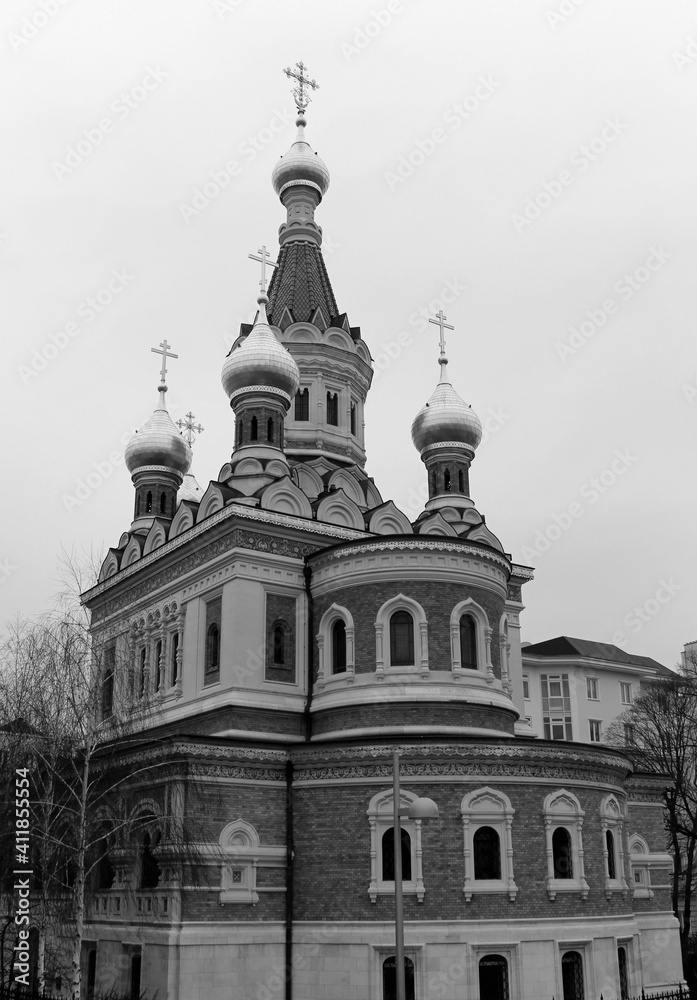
[81,64,683,1000]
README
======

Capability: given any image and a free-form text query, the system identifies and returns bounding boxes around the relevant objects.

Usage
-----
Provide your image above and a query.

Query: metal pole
[393,749,406,1000]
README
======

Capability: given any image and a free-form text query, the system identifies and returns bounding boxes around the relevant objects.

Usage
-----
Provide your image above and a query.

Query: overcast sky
[3,0,696,669]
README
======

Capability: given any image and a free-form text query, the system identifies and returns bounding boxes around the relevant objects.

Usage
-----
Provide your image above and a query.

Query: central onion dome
[411,370,482,455]
[272,113,330,201]
[221,294,300,402]
[125,397,192,476]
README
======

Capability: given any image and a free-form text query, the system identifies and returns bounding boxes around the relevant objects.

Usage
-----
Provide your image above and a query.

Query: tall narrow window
[332,619,346,673]
[381,828,412,881]
[267,417,274,442]
[160,492,167,515]
[295,388,309,420]
[146,491,153,514]
[139,648,146,697]
[561,951,585,1000]
[204,598,221,684]
[86,950,97,1000]
[140,830,161,889]
[206,625,220,677]
[171,632,180,686]
[541,674,573,740]
[389,610,414,666]
[251,416,258,440]
[553,827,573,879]
[444,467,451,491]
[350,403,356,435]
[237,419,243,444]
[459,615,477,669]
[154,640,162,691]
[606,830,616,879]
[473,826,501,880]
[478,955,509,1000]
[618,947,629,999]
[383,956,415,1000]
[130,954,142,1000]
[102,644,115,720]
[273,622,286,665]
[326,391,338,426]
[458,469,465,493]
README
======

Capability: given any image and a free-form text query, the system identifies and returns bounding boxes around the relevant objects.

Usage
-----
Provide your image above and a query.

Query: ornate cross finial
[249,245,277,295]
[429,310,454,357]
[151,339,178,385]
[283,60,319,113]
[176,411,204,447]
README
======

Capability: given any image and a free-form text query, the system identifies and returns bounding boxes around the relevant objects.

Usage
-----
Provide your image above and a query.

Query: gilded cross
[283,60,319,112]
[176,411,204,447]
[429,310,454,357]
[151,339,178,384]
[249,245,277,294]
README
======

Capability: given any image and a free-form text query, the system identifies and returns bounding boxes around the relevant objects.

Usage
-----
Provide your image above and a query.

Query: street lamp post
[392,749,439,1000]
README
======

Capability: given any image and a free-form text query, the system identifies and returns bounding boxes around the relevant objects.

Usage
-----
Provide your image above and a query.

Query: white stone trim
[374,594,429,679]
[600,793,629,899]
[366,788,427,903]
[461,787,518,902]
[218,819,285,905]
[543,788,589,900]
[316,603,355,689]
[450,598,494,683]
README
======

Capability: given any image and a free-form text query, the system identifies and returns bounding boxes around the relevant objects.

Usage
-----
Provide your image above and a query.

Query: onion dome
[178,472,203,503]
[272,113,330,201]
[125,393,192,476]
[221,294,300,402]
[411,365,482,455]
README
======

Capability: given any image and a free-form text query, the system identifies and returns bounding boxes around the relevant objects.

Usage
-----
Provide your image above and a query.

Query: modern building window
[295,388,309,420]
[350,402,356,435]
[541,674,573,740]
[479,955,509,1000]
[561,951,585,1000]
[522,674,530,699]
[589,719,602,743]
[459,614,477,669]
[383,956,415,1000]
[326,391,338,426]
[620,682,632,704]
[624,723,635,745]
[389,610,414,666]
[331,619,347,673]
[553,827,573,878]
[473,826,501,880]
[586,677,599,700]
[381,828,412,881]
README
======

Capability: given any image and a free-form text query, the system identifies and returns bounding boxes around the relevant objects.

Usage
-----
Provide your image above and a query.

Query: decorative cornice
[309,538,511,573]
[421,441,476,457]
[229,385,291,404]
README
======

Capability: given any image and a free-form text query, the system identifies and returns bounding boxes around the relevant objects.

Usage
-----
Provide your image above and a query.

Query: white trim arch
[374,594,429,680]
[316,603,356,689]
[366,789,427,903]
[542,789,589,900]
[217,819,285,905]
[600,794,628,898]
[461,787,518,902]
[450,598,494,683]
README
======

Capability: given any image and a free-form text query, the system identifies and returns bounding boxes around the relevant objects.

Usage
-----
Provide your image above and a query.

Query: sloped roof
[522,636,670,674]
[267,241,338,326]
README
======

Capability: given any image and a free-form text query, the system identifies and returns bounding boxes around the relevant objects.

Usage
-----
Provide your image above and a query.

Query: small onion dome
[125,398,192,476]
[272,114,330,200]
[221,297,300,401]
[411,378,483,454]
[178,472,203,503]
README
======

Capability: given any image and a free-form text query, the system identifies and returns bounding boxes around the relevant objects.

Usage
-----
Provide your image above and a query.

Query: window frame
[375,595,429,678]
[316,603,356,688]
[461,787,518,902]
[586,677,599,700]
[541,673,573,740]
[202,595,222,687]
[367,789,427,902]
[218,819,284,905]
[542,789,589,900]
[588,719,602,743]
[620,681,632,705]
[449,598,494,681]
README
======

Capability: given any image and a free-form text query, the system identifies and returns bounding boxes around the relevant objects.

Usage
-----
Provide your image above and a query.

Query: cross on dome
[151,339,179,390]
[249,245,277,295]
[283,60,319,113]
[428,310,454,381]
[176,412,204,447]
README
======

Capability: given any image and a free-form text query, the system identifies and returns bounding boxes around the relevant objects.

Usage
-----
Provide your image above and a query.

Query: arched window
[389,610,414,666]
[383,956,415,1000]
[444,467,451,491]
[458,469,465,493]
[139,647,146,697]
[273,623,286,665]
[332,619,346,673]
[381,828,412,881]
[606,830,616,880]
[553,827,573,879]
[350,403,357,436]
[429,470,436,496]
[479,955,509,1000]
[171,632,180,686]
[160,492,166,515]
[136,495,141,515]
[267,417,273,442]
[237,419,243,444]
[459,614,477,669]
[154,639,162,690]
[206,624,220,673]
[251,416,258,441]
[618,946,629,999]
[473,826,501,880]
[295,388,309,421]
[561,951,585,1000]
[146,491,153,514]
[140,829,161,889]
[326,391,338,426]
